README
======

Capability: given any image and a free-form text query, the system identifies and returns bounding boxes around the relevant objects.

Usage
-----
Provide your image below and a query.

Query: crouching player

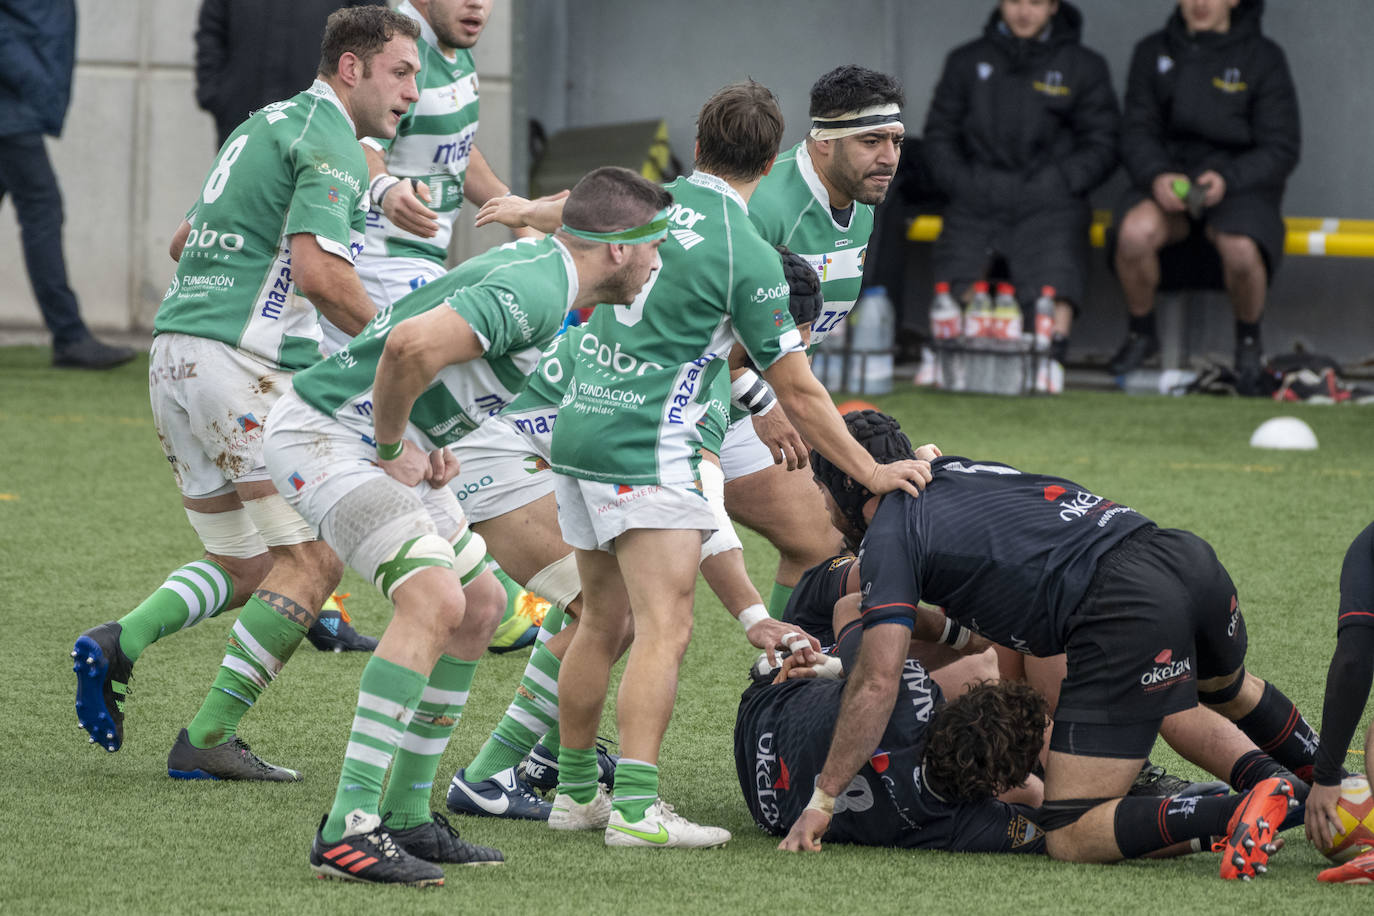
[263,166,671,886]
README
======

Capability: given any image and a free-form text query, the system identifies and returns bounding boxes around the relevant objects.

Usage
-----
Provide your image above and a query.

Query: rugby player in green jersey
[724,66,905,620]
[261,166,669,885]
[71,7,419,775]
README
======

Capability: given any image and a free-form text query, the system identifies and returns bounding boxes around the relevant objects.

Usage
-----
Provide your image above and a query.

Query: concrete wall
[519,0,1374,366]
[0,0,518,337]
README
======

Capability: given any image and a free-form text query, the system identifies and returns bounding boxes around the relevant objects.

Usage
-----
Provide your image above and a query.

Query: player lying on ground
[782,410,1318,880]
[443,248,826,820]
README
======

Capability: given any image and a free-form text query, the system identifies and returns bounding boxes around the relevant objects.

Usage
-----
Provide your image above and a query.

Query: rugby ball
[1317,775,1374,864]
[1249,416,1317,450]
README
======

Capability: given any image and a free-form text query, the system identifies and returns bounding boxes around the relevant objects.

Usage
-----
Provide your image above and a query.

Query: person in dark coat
[1109,0,1300,393]
[923,0,1118,363]
[195,0,384,148]
[0,0,135,368]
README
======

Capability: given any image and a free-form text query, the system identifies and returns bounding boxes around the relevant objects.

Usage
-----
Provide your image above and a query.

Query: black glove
[776,245,823,329]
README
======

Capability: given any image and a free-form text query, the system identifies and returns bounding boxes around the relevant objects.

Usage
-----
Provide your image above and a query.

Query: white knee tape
[185,507,268,559]
[451,525,489,585]
[242,492,315,547]
[525,551,581,611]
[699,458,741,559]
[374,532,455,600]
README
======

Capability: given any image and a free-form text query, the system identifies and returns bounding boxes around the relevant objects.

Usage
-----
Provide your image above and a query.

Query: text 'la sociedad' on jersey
[361,1,479,265]
[290,237,577,448]
[155,81,368,371]
[551,172,804,487]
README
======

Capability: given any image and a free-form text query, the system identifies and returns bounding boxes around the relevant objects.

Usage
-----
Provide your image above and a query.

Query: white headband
[809,103,904,141]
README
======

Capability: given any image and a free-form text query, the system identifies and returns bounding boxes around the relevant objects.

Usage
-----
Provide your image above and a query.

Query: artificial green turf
[2,346,1371,914]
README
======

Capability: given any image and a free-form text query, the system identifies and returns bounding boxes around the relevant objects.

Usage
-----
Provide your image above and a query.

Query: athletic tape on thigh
[241,492,315,547]
[185,506,268,558]
[450,526,489,585]
[374,533,455,599]
[1034,797,1114,831]
[698,459,742,559]
[1197,666,1247,705]
[319,476,442,592]
[525,551,581,612]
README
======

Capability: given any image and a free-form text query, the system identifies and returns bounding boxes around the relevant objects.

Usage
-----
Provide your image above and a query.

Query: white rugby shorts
[450,410,557,523]
[553,473,715,554]
[718,415,777,482]
[148,333,290,497]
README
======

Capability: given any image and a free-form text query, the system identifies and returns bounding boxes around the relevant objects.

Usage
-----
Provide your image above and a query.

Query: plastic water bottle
[964,281,993,338]
[930,281,961,340]
[850,287,894,395]
[963,282,994,391]
[1033,285,1057,393]
[991,282,1022,340]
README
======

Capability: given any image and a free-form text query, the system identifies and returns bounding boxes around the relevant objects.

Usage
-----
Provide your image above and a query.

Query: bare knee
[460,570,507,640]
[1212,232,1265,275]
[1115,204,1168,259]
[1045,824,1098,863]
[207,551,274,603]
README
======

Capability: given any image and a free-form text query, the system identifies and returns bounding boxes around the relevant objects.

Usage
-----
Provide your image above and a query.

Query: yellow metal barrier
[905,210,1374,257]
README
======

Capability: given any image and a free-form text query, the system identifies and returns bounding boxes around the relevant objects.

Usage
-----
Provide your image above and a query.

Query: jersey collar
[686,170,748,214]
[397,1,455,62]
[307,79,355,135]
[549,236,581,316]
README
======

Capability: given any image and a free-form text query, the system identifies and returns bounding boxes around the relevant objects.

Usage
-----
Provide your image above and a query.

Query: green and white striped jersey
[748,141,875,345]
[154,81,367,371]
[551,172,803,486]
[291,237,577,448]
[360,1,479,265]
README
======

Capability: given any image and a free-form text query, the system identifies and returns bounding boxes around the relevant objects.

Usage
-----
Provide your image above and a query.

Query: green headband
[560,209,669,244]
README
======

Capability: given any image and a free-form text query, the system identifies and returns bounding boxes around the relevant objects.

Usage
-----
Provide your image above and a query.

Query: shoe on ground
[446,766,551,820]
[53,335,136,369]
[1318,847,1374,884]
[1234,336,1265,396]
[605,799,730,849]
[521,737,619,795]
[386,811,503,866]
[306,594,377,652]
[549,785,612,831]
[167,727,301,781]
[1128,760,1230,799]
[73,621,133,752]
[1214,776,1295,880]
[309,811,444,887]
[1108,331,1159,377]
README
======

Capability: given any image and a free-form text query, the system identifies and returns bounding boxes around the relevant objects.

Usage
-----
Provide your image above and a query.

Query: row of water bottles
[813,287,895,395]
[925,281,1062,394]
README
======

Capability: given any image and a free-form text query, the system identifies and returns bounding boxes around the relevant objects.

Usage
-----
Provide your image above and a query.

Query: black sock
[1228,749,1308,800]
[1233,681,1319,784]
[1128,313,1157,337]
[1235,320,1261,346]
[1113,794,1242,859]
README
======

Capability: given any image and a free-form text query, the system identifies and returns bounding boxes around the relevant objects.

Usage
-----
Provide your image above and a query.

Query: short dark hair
[318,6,421,78]
[695,81,785,182]
[923,680,1049,802]
[560,166,673,240]
[809,65,904,119]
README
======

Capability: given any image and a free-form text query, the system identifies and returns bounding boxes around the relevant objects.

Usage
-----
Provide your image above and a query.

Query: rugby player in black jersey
[779,410,1319,880]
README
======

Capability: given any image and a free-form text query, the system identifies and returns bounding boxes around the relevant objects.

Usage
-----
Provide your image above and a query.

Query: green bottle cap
[1172,177,1191,199]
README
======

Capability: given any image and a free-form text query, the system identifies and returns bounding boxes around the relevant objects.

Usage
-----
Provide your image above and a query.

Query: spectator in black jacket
[1109,0,1300,393]
[0,0,135,368]
[195,0,383,149]
[923,0,1118,363]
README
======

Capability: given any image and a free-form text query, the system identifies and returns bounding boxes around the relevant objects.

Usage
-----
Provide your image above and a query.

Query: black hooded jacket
[1119,0,1299,198]
[922,1,1118,219]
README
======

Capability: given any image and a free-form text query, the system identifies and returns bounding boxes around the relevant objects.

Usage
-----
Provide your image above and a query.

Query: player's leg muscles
[725,461,844,600]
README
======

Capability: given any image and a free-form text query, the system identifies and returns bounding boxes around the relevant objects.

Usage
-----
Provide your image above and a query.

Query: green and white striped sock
[117,560,232,661]
[380,655,478,830]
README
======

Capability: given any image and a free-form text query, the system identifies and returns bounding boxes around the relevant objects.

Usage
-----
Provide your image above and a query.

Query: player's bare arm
[780,621,909,852]
[169,219,192,261]
[288,233,376,337]
[763,351,930,496]
[370,306,485,486]
[464,145,539,240]
[475,191,569,234]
